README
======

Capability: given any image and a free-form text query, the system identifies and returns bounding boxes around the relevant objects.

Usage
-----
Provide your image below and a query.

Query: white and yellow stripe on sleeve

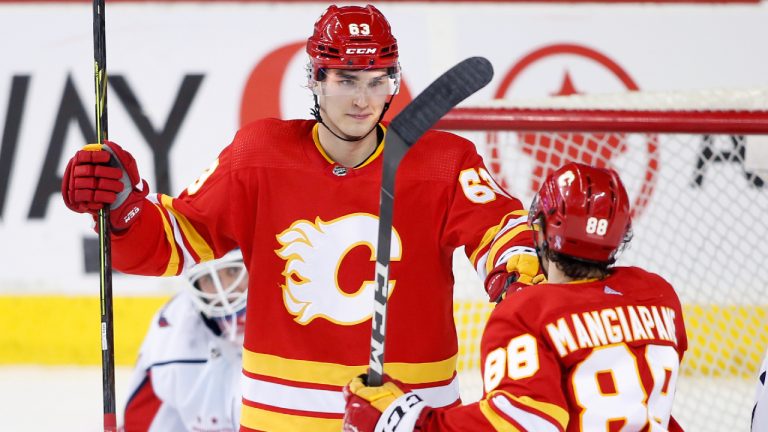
[147,194,181,276]
[147,194,216,275]
[479,391,568,432]
[469,211,533,279]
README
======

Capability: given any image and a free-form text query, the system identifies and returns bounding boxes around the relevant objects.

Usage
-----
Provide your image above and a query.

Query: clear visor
[311,71,400,97]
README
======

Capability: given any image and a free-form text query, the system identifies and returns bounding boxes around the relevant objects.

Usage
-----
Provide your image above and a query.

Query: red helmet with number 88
[306,4,400,82]
[528,162,632,264]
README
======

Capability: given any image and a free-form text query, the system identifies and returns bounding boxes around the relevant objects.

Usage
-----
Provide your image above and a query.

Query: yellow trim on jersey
[469,217,509,265]
[153,200,180,276]
[479,399,522,432]
[159,194,215,263]
[504,392,569,429]
[240,405,341,432]
[485,224,533,274]
[480,391,569,431]
[312,124,336,164]
[356,123,387,169]
[243,350,458,386]
[311,123,386,168]
[565,278,600,285]
[469,211,529,265]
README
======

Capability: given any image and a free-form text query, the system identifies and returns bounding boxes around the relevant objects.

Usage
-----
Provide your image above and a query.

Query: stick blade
[389,56,494,146]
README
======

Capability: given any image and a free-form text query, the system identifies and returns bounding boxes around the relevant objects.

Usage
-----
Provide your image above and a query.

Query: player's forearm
[416,403,499,431]
[469,210,535,275]
[112,197,182,276]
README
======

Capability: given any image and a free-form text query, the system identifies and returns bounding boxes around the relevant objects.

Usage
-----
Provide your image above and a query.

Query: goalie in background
[121,250,247,432]
[344,163,688,432]
[752,350,768,430]
[60,4,543,430]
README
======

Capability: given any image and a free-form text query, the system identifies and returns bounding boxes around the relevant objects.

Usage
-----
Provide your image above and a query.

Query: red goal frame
[438,108,768,134]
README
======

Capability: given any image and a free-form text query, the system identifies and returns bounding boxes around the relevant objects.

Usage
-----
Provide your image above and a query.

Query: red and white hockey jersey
[122,293,242,432]
[417,266,688,431]
[111,119,535,431]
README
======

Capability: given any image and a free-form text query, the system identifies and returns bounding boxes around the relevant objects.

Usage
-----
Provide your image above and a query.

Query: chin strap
[311,94,395,143]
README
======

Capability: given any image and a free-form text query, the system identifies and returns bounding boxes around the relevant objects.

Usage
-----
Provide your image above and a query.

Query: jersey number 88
[484,335,679,430]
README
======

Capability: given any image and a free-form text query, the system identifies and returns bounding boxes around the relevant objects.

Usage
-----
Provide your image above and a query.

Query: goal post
[438,89,768,432]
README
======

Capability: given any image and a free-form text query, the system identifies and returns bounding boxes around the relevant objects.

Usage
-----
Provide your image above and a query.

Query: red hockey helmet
[529,163,631,264]
[307,4,399,81]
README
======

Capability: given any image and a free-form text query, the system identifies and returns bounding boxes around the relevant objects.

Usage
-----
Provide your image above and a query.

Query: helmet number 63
[349,23,370,35]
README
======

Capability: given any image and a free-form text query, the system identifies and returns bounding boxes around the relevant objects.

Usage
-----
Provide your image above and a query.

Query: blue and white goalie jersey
[754,350,768,431]
[122,293,242,432]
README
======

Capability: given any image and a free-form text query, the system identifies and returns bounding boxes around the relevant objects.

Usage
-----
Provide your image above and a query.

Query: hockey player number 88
[484,336,679,430]
[585,217,609,235]
[574,344,679,430]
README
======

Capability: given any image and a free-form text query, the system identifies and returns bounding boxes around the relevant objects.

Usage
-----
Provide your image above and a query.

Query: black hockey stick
[368,57,494,386]
[92,0,117,430]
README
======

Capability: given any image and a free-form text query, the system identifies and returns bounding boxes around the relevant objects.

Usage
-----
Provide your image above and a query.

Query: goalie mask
[528,163,632,264]
[185,249,248,342]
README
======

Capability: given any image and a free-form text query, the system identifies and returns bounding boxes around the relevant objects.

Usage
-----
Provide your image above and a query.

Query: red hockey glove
[61,141,148,231]
[485,252,546,302]
[343,374,428,432]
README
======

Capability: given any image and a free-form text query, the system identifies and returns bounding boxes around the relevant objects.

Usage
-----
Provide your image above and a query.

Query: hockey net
[438,88,768,432]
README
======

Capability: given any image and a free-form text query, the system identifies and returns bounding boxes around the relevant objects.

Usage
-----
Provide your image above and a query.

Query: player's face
[196,266,248,295]
[318,69,392,138]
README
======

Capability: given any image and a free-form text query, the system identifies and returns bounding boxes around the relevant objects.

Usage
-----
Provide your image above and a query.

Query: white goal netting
[441,88,768,432]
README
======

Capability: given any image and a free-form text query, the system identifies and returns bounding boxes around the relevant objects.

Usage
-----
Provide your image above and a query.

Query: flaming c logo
[239,41,414,127]
[275,214,401,325]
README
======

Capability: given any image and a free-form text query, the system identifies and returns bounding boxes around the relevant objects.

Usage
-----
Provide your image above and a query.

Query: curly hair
[542,229,633,280]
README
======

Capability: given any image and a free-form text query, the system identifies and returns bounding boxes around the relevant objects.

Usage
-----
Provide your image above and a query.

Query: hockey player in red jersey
[122,250,247,431]
[343,162,688,432]
[61,4,542,431]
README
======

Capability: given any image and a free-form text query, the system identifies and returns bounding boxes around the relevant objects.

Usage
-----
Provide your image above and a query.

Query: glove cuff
[374,391,426,432]
[485,264,514,303]
[110,180,149,231]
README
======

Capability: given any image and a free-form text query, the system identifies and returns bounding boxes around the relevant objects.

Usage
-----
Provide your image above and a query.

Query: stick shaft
[367,131,405,387]
[366,57,494,387]
[92,0,116,430]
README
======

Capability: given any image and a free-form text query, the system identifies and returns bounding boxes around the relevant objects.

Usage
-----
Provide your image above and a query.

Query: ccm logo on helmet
[346,48,377,55]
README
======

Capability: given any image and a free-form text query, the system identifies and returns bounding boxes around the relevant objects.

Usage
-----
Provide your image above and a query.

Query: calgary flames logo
[275,213,401,325]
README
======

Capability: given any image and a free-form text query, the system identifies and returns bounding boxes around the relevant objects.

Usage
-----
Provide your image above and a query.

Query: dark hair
[545,248,611,279]
[540,228,633,280]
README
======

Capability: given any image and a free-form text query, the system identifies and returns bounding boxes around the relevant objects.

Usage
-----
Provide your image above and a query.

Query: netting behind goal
[438,88,768,432]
